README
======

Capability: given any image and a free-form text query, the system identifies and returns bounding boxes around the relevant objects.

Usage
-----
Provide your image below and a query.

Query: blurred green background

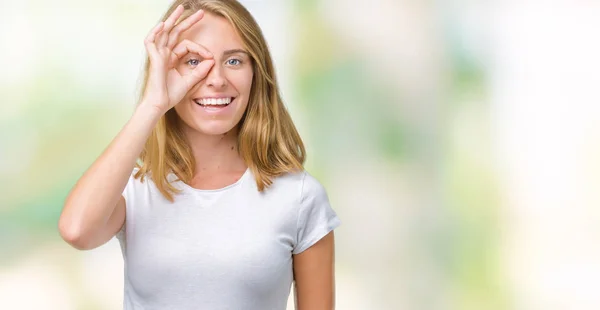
[2,0,600,309]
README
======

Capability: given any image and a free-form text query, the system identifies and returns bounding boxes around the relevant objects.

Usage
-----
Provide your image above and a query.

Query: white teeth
[196,97,232,106]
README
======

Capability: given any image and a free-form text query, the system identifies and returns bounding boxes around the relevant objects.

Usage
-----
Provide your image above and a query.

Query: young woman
[58,0,341,309]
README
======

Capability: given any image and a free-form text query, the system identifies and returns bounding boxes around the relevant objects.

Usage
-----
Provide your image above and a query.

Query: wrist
[133,102,164,124]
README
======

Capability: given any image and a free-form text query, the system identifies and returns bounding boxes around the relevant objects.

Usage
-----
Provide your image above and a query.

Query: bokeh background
[1,0,600,309]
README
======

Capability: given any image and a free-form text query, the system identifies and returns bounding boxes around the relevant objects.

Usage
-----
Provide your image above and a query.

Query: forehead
[178,13,245,53]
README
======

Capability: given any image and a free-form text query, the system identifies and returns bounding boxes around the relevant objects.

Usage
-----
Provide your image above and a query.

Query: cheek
[173,101,194,121]
[229,70,254,95]
[173,104,186,120]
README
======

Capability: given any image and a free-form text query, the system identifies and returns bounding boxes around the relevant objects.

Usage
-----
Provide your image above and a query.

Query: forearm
[59,104,161,241]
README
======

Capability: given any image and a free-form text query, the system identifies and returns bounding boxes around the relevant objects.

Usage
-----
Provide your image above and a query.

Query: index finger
[171,39,213,61]
[166,10,205,50]
[157,4,185,47]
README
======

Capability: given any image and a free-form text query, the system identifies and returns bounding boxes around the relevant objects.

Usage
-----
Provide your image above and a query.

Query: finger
[172,39,213,62]
[144,22,164,58]
[185,59,215,88]
[157,4,184,47]
[166,10,204,50]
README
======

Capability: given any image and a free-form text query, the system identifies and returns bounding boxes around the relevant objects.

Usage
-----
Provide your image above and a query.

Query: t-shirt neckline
[174,167,251,194]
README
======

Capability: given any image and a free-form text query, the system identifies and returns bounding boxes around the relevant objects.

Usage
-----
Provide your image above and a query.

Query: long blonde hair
[135,0,305,202]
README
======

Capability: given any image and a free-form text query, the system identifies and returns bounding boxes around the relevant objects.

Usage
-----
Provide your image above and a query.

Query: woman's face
[174,13,253,136]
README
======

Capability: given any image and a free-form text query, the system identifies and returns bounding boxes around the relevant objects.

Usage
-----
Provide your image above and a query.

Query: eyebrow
[223,49,249,57]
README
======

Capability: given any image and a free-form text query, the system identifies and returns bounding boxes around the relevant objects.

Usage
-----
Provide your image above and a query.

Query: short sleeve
[115,168,138,242]
[292,172,341,254]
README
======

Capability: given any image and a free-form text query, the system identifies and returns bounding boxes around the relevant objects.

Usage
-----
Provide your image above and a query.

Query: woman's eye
[226,59,241,66]
[187,58,200,66]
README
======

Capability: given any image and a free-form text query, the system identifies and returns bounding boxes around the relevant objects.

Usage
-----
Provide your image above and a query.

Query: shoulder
[299,171,328,201]
[126,167,151,190]
[265,169,328,201]
[122,167,159,203]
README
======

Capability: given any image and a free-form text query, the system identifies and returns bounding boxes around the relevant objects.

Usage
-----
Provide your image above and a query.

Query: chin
[194,122,239,136]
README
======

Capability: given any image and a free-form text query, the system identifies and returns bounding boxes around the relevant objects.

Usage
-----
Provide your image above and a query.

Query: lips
[192,96,237,114]
[193,97,235,107]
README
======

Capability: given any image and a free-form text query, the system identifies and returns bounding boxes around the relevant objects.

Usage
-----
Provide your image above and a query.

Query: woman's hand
[140,5,215,115]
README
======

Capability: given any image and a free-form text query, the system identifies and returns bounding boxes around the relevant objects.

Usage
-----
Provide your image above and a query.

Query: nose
[205,63,227,89]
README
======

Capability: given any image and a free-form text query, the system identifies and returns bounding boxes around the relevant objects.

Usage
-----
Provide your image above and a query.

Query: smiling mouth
[193,97,235,107]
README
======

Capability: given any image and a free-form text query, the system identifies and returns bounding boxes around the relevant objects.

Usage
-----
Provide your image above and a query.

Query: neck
[183,125,247,175]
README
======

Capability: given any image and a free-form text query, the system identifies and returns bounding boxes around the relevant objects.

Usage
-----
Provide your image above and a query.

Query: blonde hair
[135,0,306,202]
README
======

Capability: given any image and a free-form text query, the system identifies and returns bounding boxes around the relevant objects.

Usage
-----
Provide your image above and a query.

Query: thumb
[185,59,215,88]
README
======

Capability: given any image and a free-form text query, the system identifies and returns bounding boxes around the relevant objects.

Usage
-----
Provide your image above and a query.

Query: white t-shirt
[115,167,341,310]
